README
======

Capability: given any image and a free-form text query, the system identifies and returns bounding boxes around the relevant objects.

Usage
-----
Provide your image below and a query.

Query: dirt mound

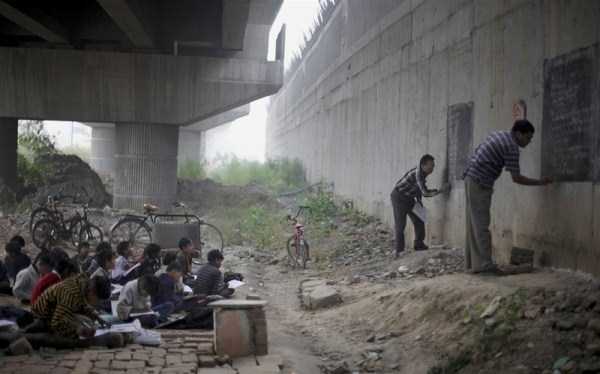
[177,179,279,213]
[33,153,111,207]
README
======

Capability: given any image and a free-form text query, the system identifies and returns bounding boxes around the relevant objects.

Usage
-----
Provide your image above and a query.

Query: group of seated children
[0,235,237,350]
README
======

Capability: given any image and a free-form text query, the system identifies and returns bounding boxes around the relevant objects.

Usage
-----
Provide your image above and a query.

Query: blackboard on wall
[447,102,474,182]
[541,45,599,182]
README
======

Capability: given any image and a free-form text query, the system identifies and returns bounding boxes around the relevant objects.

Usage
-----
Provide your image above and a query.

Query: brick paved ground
[0,329,282,374]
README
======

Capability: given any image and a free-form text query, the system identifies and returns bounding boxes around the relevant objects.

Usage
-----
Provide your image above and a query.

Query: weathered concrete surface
[266,0,600,275]
[113,123,178,210]
[0,117,17,191]
[0,47,282,125]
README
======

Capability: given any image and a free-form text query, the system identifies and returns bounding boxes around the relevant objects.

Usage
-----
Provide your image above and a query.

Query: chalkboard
[541,45,598,182]
[446,102,474,182]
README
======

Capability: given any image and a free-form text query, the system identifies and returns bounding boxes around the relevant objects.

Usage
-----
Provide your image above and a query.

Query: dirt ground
[224,245,600,374]
[3,181,600,374]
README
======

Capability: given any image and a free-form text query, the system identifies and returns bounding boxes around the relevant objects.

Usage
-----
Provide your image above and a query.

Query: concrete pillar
[89,123,116,178]
[178,129,203,164]
[114,123,179,210]
[0,118,18,190]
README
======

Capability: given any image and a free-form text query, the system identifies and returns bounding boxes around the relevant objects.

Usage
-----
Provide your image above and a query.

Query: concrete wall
[89,123,116,179]
[178,129,204,165]
[266,0,600,275]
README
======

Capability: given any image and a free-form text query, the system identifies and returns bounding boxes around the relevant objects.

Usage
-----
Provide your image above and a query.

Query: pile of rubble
[32,153,111,207]
[328,216,392,267]
[395,249,465,279]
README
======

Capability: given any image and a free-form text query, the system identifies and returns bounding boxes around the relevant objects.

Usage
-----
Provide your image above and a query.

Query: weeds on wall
[286,0,339,78]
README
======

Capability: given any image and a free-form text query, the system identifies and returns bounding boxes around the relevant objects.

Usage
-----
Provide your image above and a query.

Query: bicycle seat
[143,203,160,213]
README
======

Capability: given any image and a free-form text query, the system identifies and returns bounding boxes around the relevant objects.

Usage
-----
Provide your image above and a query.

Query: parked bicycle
[110,202,224,253]
[31,194,103,249]
[286,206,311,269]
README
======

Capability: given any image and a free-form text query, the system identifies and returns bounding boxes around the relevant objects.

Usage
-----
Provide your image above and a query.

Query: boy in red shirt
[31,258,79,304]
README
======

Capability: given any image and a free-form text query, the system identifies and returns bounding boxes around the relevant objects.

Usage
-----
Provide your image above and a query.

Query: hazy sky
[205,0,321,163]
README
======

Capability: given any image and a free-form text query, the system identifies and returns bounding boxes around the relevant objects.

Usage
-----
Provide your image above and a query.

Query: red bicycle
[286,206,310,269]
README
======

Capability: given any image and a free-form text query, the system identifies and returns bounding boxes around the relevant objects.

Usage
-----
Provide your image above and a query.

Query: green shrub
[239,206,286,250]
[16,121,57,199]
[208,155,306,193]
[178,159,206,180]
[303,190,337,237]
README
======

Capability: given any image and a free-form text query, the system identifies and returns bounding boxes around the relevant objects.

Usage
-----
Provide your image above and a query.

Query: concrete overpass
[0,0,283,209]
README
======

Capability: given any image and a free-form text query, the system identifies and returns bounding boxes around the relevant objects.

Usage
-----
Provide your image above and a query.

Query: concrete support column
[0,118,18,190]
[89,123,116,179]
[114,123,179,210]
[177,129,204,165]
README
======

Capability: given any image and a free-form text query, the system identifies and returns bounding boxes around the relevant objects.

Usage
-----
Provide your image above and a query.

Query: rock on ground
[299,279,342,310]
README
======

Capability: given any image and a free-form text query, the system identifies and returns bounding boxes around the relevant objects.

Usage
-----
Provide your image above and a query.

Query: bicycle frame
[115,211,204,234]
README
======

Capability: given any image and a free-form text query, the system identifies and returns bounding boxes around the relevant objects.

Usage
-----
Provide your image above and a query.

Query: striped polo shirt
[32,274,97,338]
[464,131,520,188]
[394,167,437,202]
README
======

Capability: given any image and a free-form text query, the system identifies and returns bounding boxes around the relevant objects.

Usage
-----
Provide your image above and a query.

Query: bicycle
[109,202,224,253]
[286,206,311,269]
[28,189,86,233]
[31,196,103,250]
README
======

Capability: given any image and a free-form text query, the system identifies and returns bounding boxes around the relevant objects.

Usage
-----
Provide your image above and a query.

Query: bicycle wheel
[29,207,53,234]
[69,218,84,247]
[298,239,310,269]
[111,218,152,251]
[32,219,59,249]
[79,224,104,248]
[200,222,224,253]
[286,236,300,268]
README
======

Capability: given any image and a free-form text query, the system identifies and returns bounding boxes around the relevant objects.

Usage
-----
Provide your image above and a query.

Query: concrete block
[306,285,342,310]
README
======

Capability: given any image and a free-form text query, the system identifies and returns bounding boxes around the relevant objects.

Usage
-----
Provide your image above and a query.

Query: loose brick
[112,360,129,370]
[126,360,146,369]
[148,358,165,367]
[115,351,133,360]
[97,353,114,361]
[143,368,162,374]
[94,360,111,369]
[59,359,77,368]
[133,352,150,361]
[181,354,197,363]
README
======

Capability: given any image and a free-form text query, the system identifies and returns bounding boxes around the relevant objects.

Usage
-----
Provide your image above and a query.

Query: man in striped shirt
[464,120,552,274]
[391,154,446,258]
